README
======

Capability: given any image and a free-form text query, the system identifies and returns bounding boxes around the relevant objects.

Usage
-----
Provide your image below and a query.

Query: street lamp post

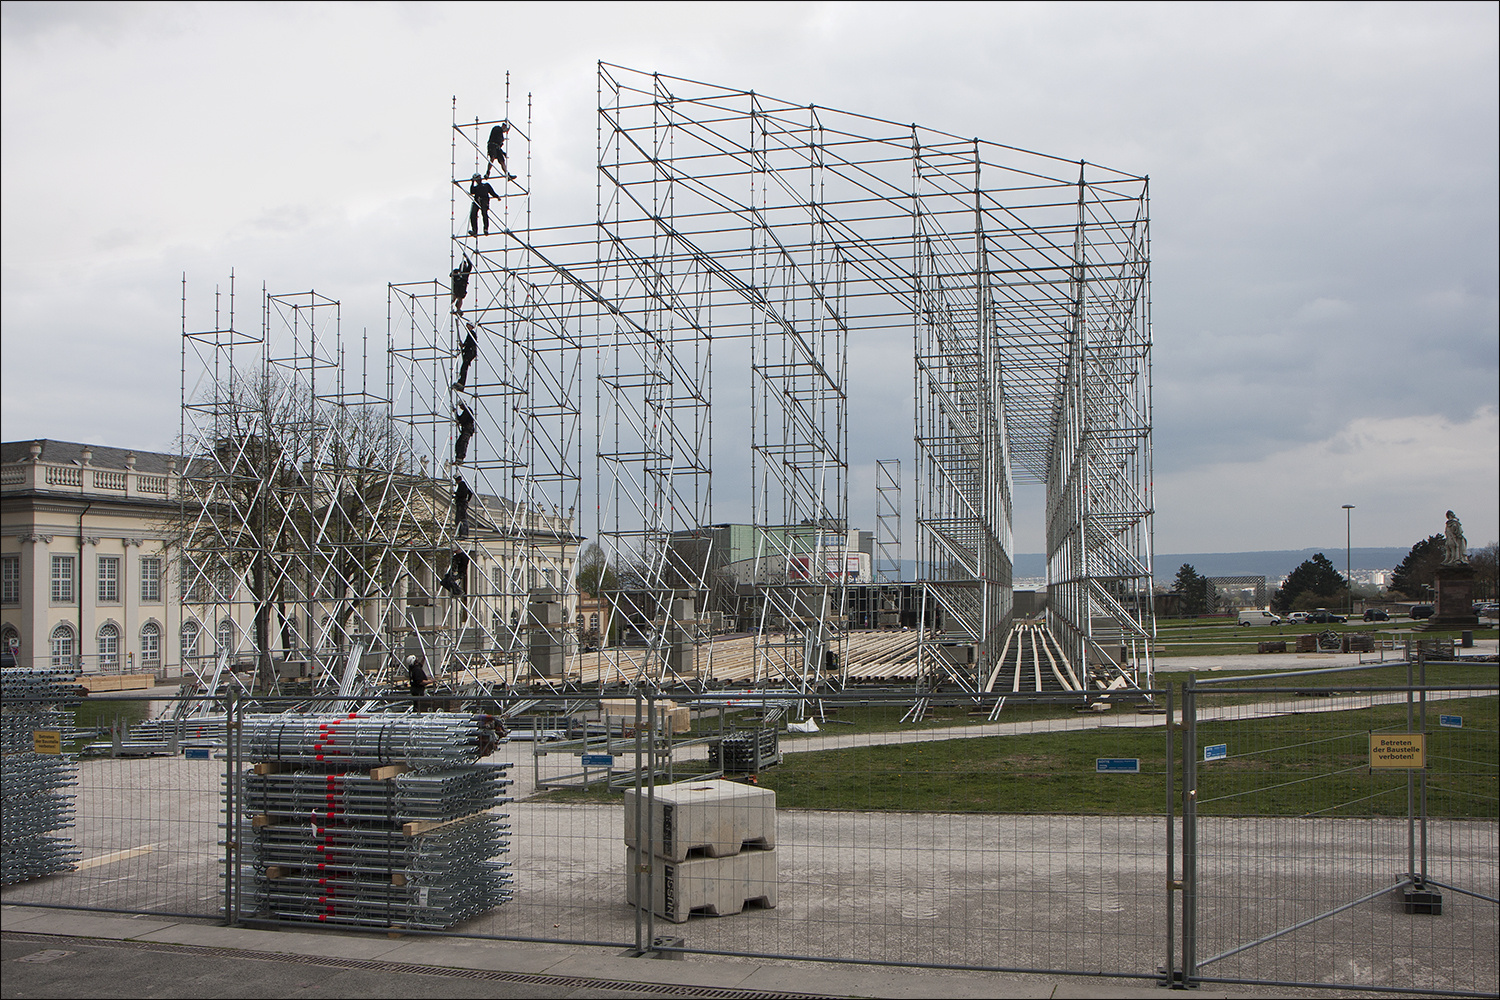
[1342,504,1355,616]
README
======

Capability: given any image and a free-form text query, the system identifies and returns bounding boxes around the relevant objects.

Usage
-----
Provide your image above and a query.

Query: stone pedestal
[1429,563,1478,627]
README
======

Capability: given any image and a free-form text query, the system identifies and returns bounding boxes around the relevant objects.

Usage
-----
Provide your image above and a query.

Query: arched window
[50,623,75,669]
[216,619,236,657]
[180,620,201,663]
[140,622,161,669]
[2,624,20,661]
[97,622,120,670]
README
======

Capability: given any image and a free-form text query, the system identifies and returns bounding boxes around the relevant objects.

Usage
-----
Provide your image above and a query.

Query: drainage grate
[3,932,822,999]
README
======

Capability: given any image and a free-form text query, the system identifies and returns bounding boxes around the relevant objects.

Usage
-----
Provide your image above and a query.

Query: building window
[98,555,121,603]
[215,560,234,602]
[492,566,505,594]
[50,623,75,668]
[51,555,75,603]
[217,619,236,656]
[181,621,201,663]
[1,555,19,604]
[97,622,120,670]
[140,556,162,603]
[2,624,19,660]
[140,622,161,669]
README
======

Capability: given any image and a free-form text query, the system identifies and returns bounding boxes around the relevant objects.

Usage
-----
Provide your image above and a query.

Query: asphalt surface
[0,908,1431,999]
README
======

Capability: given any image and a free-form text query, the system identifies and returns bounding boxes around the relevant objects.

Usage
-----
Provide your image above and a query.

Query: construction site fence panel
[2,678,1495,993]
[1181,663,1499,996]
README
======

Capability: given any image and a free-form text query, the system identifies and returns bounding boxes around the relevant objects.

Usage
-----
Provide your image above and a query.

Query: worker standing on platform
[486,121,513,180]
[405,653,428,709]
[468,174,500,236]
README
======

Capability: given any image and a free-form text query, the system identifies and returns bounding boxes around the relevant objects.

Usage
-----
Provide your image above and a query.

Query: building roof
[1,439,180,475]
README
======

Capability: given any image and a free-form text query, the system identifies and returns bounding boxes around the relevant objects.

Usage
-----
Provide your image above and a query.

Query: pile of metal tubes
[241,712,504,768]
[1,668,82,884]
[234,711,513,929]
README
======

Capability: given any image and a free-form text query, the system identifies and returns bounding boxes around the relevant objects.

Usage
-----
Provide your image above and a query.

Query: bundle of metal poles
[241,711,504,768]
[235,711,513,929]
[1,667,82,884]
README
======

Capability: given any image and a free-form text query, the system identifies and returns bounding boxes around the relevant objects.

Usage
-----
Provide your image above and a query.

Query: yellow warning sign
[1370,733,1425,769]
[32,730,62,754]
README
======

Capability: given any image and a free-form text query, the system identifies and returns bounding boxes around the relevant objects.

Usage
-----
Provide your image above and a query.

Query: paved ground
[0,908,1467,999]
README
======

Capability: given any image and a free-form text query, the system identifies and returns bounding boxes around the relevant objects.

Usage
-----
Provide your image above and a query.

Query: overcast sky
[3,1,1496,557]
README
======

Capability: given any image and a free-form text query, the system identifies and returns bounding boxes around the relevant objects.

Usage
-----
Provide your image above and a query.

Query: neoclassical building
[2,439,578,680]
[0,440,200,674]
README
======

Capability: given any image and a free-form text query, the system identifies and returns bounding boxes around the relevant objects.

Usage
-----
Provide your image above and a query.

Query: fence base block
[1402,885,1443,915]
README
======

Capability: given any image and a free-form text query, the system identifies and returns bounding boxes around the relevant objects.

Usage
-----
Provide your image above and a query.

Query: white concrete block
[625,845,777,924]
[623,778,775,861]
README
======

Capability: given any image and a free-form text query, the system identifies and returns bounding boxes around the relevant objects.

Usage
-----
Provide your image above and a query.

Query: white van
[1237,610,1282,626]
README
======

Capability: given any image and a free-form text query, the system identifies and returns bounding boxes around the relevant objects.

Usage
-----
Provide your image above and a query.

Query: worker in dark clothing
[453,321,478,392]
[438,549,470,597]
[450,255,472,315]
[468,175,501,237]
[453,474,473,539]
[405,653,429,708]
[454,401,475,463]
[486,121,513,180]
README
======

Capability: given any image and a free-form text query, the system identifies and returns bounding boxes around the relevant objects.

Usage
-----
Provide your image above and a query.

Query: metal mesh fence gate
[1182,660,1499,994]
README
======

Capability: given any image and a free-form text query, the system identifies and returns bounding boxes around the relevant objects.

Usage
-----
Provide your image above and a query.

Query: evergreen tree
[1173,563,1216,617]
[1390,534,1445,600]
[1272,553,1347,611]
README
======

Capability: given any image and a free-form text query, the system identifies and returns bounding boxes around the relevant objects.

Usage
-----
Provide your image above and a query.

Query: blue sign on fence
[581,754,614,768]
[183,747,211,760]
[1096,758,1140,773]
[1439,715,1462,729]
[1203,744,1228,762]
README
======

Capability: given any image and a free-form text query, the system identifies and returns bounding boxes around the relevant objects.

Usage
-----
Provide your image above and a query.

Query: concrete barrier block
[624,778,775,861]
[625,845,777,923]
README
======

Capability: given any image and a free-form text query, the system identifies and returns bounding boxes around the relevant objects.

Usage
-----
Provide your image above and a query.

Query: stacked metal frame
[235,711,513,929]
[875,459,901,585]
[913,139,1015,692]
[0,667,81,884]
[1043,167,1154,689]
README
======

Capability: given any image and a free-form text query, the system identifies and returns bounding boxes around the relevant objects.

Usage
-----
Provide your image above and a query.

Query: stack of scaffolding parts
[710,729,781,773]
[625,778,777,923]
[1,667,82,884]
[234,712,513,929]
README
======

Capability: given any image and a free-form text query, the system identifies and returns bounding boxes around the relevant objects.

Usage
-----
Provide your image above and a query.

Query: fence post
[1164,684,1176,987]
[1418,654,1429,887]
[1181,678,1198,987]
[224,687,239,927]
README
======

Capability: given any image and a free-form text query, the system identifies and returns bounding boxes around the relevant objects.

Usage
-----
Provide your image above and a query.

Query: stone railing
[2,459,178,500]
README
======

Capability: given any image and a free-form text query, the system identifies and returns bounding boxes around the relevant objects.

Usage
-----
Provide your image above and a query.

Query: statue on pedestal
[1443,510,1468,565]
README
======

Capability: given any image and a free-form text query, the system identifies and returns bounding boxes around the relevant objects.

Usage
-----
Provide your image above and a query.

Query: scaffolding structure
[875,459,901,585]
[176,64,1152,699]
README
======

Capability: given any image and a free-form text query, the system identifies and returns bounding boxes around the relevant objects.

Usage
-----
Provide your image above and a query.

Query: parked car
[1287,611,1311,623]
[1362,608,1390,622]
[1237,610,1282,626]
[1475,602,1499,618]
[1306,609,1347,624]
[1409,604,1435,619]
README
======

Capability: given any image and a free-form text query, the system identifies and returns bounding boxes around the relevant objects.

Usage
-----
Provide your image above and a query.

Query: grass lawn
[540,682,1498,819]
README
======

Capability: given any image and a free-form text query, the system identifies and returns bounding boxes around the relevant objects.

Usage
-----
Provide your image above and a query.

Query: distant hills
[883,547,1411,584]
[1014,548,1409,582]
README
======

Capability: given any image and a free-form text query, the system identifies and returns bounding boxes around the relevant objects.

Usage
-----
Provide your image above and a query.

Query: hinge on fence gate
[1168,879,1183,891]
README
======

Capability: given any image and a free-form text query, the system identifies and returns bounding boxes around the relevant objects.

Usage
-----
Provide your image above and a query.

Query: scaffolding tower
[177,64,1152,699]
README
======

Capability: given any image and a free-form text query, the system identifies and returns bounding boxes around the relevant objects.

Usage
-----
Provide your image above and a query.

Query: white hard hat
[405,654,417,666]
